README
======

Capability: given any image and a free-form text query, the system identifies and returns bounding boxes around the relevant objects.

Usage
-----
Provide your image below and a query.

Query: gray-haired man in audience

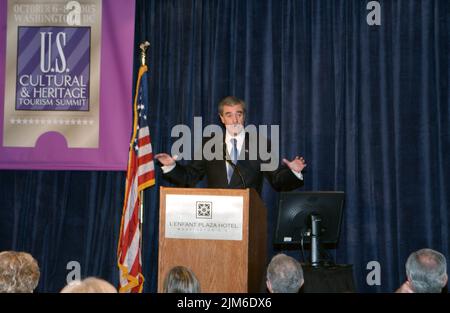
[396,248,447,293]
[266,253,304,293]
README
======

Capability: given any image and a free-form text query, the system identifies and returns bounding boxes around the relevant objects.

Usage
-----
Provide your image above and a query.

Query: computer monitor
[274,191,345,246]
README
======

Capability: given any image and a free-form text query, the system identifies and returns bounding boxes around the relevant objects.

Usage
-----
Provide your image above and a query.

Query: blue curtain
[0,171,125,292]
[0,0,448,292]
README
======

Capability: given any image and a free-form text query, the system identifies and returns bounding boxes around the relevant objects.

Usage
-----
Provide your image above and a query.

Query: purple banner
[0,0,135,170]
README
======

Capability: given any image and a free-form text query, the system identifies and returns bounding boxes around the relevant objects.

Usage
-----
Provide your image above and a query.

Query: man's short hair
[218,96,246,116]
[266,253,304,293]
[406,248,447,293]
[0,251,40,293]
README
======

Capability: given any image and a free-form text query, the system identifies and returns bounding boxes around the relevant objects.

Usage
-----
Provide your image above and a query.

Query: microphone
[223,144,247,189]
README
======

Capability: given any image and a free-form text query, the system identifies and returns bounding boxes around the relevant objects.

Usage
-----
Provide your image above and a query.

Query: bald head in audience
[266,253,304,293]
[60,277,117,293]
[396,248,447,293]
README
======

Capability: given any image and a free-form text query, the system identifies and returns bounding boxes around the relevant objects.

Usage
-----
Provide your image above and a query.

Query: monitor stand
[310,214,322,267]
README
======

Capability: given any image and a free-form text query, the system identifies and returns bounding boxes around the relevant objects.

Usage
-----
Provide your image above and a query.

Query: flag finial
[139,41,150,66]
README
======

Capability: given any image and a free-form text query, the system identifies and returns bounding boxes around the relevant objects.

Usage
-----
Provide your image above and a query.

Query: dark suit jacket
[162,134,303,195]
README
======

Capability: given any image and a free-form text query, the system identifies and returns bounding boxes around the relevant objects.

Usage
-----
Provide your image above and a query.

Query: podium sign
[165,194,244,240]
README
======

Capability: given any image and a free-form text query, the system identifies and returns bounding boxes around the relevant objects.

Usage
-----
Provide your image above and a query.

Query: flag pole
[138,41,150,278]
[138,41,150,227]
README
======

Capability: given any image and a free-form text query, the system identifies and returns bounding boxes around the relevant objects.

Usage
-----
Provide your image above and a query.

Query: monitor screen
[274,191,345,245]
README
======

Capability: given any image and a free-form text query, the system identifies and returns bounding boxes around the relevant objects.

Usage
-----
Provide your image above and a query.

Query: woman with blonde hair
[0,251,40,293]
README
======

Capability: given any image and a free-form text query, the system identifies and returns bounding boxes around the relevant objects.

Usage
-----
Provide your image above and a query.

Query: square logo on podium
[196,201,212,219]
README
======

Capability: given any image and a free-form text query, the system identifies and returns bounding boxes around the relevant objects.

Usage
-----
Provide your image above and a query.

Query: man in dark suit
[155,96,306,195]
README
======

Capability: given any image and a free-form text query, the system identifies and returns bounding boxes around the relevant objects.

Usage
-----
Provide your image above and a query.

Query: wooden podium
[158,187,267,293]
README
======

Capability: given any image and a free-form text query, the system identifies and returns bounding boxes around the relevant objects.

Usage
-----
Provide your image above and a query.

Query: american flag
[117,64,155,293]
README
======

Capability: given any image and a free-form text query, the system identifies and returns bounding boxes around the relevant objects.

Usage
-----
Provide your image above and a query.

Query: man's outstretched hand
[282,156,307,173]
[154,153,177,166]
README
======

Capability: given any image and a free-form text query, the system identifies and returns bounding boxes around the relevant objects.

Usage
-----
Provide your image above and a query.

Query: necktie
[227,138,238,183]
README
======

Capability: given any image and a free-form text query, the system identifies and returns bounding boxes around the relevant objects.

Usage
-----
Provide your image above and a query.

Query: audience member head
[0,250,40,293]
[405,248,447,293]
[60,277,117,293]
[266,253,304,293]
[163,266,201,293]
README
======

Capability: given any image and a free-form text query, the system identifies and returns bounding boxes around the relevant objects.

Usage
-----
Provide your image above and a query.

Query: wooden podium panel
[158,187,267,293]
